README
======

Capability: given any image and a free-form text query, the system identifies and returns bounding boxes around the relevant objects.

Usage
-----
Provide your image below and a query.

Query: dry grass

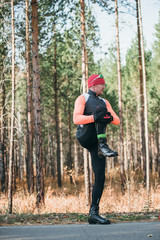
[0,175,160,215]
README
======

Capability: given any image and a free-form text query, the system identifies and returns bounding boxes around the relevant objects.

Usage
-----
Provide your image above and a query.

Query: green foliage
[90,0,133,15]
[148,11,160,129]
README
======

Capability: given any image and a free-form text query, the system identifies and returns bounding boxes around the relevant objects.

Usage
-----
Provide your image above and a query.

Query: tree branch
[0,2,11,7]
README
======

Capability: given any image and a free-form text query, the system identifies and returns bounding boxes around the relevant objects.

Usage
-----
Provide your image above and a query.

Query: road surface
[0,222,159,240]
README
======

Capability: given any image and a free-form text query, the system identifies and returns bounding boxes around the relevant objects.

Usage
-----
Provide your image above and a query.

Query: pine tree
[0,0,8,192]
[138,0,149,194]
[31,0,44,207]
[115,0,125,193]
[8,0,15,214]
[136,0,146,181]
[26,0,34,194]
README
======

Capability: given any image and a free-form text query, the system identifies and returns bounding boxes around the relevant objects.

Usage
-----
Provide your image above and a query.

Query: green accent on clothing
[97,134,106,139]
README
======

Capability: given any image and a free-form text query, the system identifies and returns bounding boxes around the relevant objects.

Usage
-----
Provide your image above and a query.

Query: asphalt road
[0,222,160,240]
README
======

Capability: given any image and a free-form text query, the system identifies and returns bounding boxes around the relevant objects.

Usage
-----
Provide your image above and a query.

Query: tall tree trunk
[138,0,150,194]
[0,140,3,188]
[115,0,125,193]
[13,140,17,192]
[50,119,55,179]
[80,0,91,205]
[17,111,23,180]
[125,106,129,172]
[74,139,79,178]
[136,0,146,180]
[83,148,90,205]
[80,0,87,93]
[0,57,6,193]
[8,0,15,214]
[137,93,143,170]
[59,108,64,179]
[53,26,61,187]
[67,92,73,184]
[156,118,160,177]
[151,133,156,174]
[31,0,44,207]
[134,126,138,168]
[26,0,34,194]
[85,44,88,91]
[85,35,92,192]
[0,0,7,193]
[46,129,50,176]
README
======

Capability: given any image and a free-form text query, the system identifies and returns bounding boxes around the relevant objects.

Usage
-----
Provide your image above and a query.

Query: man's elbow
[117,118,120,125]
[73,119,78,125]
[115,118,120,125]
[73,118,76,125]
[73,115,79,125]
[112,117,120,125]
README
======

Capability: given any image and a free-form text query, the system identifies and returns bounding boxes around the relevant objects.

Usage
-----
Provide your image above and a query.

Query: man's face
[94,84,105,96]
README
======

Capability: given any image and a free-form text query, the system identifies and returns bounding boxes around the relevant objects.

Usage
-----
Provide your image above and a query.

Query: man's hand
[99,112,113,124]
[93,106,107,122]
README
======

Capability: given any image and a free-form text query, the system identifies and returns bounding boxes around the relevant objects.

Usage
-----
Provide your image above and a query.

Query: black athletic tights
[77,123,106,207]
[89,146,106,207]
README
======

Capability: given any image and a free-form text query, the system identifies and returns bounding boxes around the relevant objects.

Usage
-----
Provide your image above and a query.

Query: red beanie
[88,74,105,88]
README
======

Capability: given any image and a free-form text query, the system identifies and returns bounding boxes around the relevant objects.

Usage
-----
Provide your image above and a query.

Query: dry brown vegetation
[0,169,160,215]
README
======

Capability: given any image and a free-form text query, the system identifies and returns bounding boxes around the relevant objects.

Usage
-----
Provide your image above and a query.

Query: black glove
[93,106,107,122]
[98,112,113,124]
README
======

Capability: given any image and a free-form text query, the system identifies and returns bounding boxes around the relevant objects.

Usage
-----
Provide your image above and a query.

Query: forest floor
[0,211,160,226]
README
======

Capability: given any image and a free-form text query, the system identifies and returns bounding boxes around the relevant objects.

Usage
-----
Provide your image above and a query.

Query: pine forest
[0,0,160,215]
